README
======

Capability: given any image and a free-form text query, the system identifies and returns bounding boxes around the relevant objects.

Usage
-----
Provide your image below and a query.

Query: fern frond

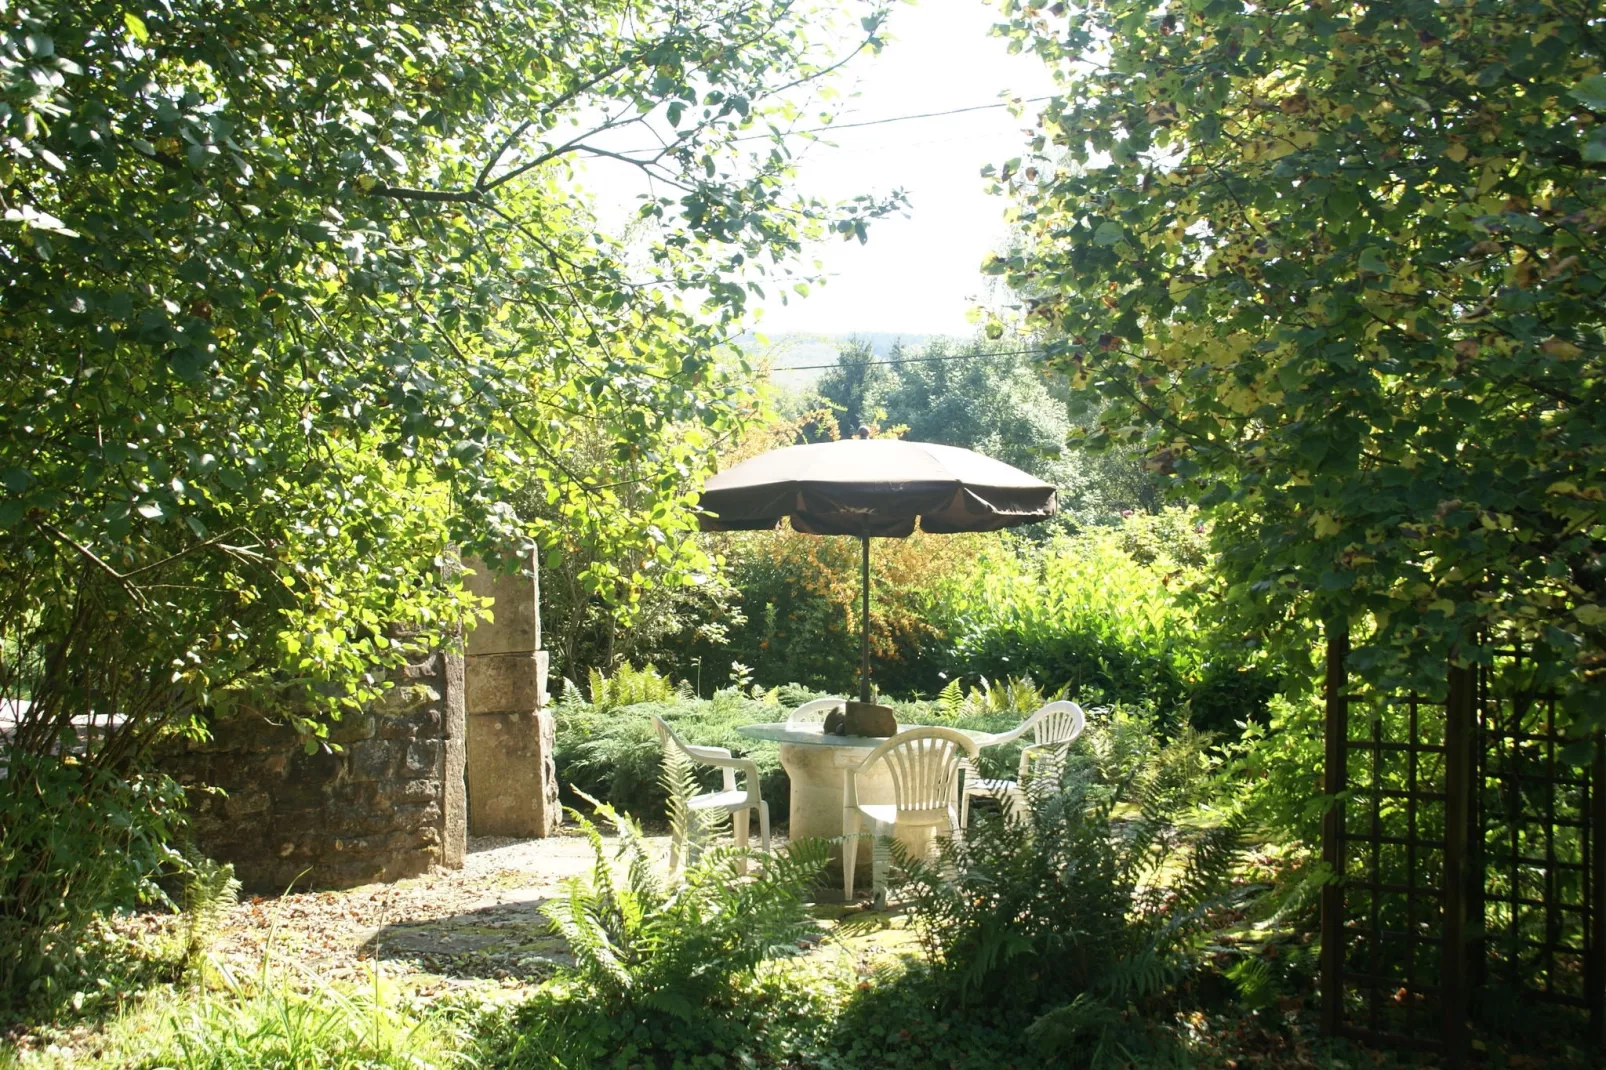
[180,852,240,975]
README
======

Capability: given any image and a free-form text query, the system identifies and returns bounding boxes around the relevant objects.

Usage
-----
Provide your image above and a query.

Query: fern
[891,708,1251,1059]
[541,791,829,1022]
[584,661,677,712]
[180,852,240,979]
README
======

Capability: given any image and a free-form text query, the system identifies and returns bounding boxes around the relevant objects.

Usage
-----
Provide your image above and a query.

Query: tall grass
[127,968,465,1070]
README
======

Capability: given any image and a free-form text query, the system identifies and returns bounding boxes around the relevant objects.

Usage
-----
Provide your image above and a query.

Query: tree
[816,337,894,436]
[876,337,1162,521]
[988,0,1606,701]
[880,339,1070,476]
[0,0,895,995]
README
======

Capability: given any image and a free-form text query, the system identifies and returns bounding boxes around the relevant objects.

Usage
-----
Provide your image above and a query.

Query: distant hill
[732,330,942,383]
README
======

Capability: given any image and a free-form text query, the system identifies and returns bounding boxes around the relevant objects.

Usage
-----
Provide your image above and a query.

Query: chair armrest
[681,745,757,797]
[979,721,1031,748]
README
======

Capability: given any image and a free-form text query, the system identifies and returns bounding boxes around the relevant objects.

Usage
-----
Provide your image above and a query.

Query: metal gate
[1319,626,1604,1063]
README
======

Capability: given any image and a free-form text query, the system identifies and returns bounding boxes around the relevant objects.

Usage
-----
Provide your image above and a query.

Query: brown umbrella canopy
[697,439,1057,701]
[697,439,1058,537]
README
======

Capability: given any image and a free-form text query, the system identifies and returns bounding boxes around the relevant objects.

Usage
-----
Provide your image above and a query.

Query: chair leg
[871,825,890,909]
[842,809,861,902]
[757,801,771,854]
[733,807,750,876]
[960,785,973,830]
[687,815,703,868]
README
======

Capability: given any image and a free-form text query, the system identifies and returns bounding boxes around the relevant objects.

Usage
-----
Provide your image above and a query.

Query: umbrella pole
[859,535,871,703]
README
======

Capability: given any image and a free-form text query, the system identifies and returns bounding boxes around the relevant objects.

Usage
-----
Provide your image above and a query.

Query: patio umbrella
[697,437,1058,702]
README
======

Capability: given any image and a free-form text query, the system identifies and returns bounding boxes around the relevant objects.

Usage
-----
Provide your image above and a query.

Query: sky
[576,0,1060,340]
[753,0,1059,337]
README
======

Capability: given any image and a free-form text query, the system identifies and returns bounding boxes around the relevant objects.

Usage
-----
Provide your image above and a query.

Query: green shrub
[0,751,187,1014]
[890,712,1252,1067]
[687,509,1277,728]
[180,854,242,982]
[478,962,847,1070]
[936,522,1280,730]
[940,530,1204,709]
[551,682,797,823]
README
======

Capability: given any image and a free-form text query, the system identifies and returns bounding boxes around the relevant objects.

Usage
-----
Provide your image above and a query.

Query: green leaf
[1583,127,1606,164]
[123,12,149,43]
[1356,247,1389,275]
[1093,221,1124,246]
[1570,75,1606,112]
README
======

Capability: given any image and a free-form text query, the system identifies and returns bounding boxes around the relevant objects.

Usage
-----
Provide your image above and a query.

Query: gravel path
[196,830,677,987]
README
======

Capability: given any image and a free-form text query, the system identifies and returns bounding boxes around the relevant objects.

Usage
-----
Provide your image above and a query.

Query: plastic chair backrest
[860,727,979,813]
[1028,700,1086,747]
[788,697,846,725]
[1020,740,1075,786]
[652,715,685,755]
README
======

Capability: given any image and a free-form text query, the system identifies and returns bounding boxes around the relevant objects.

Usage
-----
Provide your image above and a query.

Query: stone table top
[736,722,993,749]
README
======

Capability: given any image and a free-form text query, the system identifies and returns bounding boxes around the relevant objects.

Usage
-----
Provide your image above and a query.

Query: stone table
[736,722,990,899]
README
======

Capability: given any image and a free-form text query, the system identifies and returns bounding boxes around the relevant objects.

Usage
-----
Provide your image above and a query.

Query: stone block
[377,704,440,740]
[463,554,541,655]
[402,652,441,679]
[348,739,397,781]
[404,739,442,778]
[466,709,560,837]
[393,800,443,828]
[376,683,440,715]
[465,651,548,714]
[392,777,439,803]
[327,712,376,745]
[223,789,271,819]
[317,858,389,889]
[158,639,468,893]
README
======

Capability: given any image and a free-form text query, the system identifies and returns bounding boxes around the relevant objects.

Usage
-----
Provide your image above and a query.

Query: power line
[618,95,1057,154]
[767,345,1050,373]
[769,96,1056,140]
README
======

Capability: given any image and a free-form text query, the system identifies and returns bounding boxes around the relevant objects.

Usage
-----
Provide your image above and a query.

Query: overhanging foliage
[989,0,1606,708]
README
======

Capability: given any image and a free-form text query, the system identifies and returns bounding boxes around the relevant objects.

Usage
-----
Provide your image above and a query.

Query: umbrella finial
[855,424,870,439]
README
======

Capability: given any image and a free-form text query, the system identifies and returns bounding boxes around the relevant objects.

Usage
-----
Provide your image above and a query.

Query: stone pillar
[463,548,560,837]
[440,649,467,867]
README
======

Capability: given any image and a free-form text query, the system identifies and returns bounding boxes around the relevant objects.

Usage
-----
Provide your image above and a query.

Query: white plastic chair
[961,700,1087,825]
[787,696,846,726]
[652,715,770,873]
[842,726,979,905]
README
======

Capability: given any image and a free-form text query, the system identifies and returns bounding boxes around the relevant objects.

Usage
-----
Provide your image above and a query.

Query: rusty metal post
[1320,622,1350,1038]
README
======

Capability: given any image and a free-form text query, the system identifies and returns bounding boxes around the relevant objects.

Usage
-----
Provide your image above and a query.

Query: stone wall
[162,648,466,893]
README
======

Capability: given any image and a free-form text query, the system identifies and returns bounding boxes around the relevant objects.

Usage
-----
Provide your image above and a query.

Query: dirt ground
[200,831,666,988]
[181,827,898,996]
